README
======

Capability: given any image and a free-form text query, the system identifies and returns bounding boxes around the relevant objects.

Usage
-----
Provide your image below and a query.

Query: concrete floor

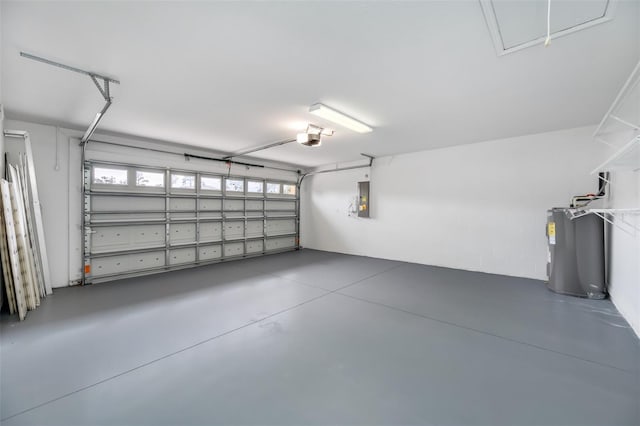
[1,249,638,425]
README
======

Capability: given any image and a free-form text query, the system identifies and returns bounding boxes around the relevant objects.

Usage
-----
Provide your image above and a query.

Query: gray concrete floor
[1,249,638,425]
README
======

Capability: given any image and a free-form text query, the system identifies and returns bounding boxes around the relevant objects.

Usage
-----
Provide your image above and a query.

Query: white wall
[0,0,4,307]
[1,105,5,177]
[4,121,71,288]
[1,0,4,177]
[604,72,640,337]
[301,126,606,280]
[4,118,299,288]
[607,171,640,337]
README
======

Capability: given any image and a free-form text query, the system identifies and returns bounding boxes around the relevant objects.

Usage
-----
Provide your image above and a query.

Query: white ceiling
[1,1,639,168]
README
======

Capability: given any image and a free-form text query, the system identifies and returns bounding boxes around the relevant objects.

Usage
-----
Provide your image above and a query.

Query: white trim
[479,0,617,56]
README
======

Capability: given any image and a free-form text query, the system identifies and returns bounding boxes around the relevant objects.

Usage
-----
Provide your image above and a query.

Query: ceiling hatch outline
[479,0,618,56]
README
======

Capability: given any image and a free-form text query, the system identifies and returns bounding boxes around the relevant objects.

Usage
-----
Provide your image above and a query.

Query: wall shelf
[591,135,640,174]
[592,59,640,174]
[567,208,640,236]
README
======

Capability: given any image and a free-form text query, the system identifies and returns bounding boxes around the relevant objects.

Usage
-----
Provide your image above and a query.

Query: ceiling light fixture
[309,103,372,133]
[306,124,322,135]
[296,132,322,147]
[306,124,334,137]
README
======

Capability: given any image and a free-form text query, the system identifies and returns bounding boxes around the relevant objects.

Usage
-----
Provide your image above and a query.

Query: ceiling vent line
[19,52,120,145]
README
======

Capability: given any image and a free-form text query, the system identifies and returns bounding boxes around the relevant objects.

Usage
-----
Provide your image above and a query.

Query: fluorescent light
[309,103,372,133]
[286,121,309,131]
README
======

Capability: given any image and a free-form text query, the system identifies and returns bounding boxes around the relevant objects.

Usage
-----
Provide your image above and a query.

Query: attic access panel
[480,0,616,56]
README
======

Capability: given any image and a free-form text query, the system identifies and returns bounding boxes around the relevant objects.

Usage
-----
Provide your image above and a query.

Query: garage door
[83,161,299,283]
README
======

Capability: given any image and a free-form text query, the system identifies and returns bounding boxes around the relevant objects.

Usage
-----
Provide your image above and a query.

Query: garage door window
[282,184,296,196]
[225,179,244,193]
[247,181,263,193]
[93,167,128,185]
[201,176,221,191]
[136,171,164,187]
[266,183,281,194]
[171,173,195,189]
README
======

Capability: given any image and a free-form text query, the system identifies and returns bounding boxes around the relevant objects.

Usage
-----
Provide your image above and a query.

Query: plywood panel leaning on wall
[1,180,28,320]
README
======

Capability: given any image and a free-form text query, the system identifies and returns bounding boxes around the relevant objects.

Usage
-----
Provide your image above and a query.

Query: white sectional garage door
[83,160,299,283]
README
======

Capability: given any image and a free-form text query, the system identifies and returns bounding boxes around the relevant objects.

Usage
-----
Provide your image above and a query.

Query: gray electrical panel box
[358,181,370,218]
[546,208,606,299]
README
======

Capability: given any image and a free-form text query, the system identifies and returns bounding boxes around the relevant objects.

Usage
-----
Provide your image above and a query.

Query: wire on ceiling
[544,0,552,47]
[54,126,60,171]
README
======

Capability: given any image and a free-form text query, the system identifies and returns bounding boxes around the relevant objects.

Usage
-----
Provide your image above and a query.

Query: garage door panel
[200,212,222,219]
[246,220,263,238]
[224,212,244,219]
[266,200,295,211]
[91,225,165,253]
[169,223,196,244]
[200,222,222,242]
[225,221,244,240]
[265,212,296,218]
[170,198,195,211]
[91,251,165,277]
[198,199,222,211]
[172,214,196,221]
[131,225,166,246]
[266,219,295,236]
[199,245,221,261]
[246,240,264,254]
[169,248,196,265]
[92,196,164,212]
[246,200,263,211]
[266,236,296,251]
[92,213,165,222]
[224,242,244,257]
[224,199,244,211]
[85,162,298,283]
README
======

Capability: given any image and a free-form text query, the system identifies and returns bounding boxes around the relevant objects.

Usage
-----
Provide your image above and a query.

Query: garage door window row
[91,165,296,197]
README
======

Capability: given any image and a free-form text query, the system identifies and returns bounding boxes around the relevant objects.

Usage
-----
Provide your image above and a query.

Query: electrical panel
[358,181,370,218]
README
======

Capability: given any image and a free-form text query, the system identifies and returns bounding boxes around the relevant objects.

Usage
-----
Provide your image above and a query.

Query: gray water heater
[358,181,370,218]
[546,208,606,299]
